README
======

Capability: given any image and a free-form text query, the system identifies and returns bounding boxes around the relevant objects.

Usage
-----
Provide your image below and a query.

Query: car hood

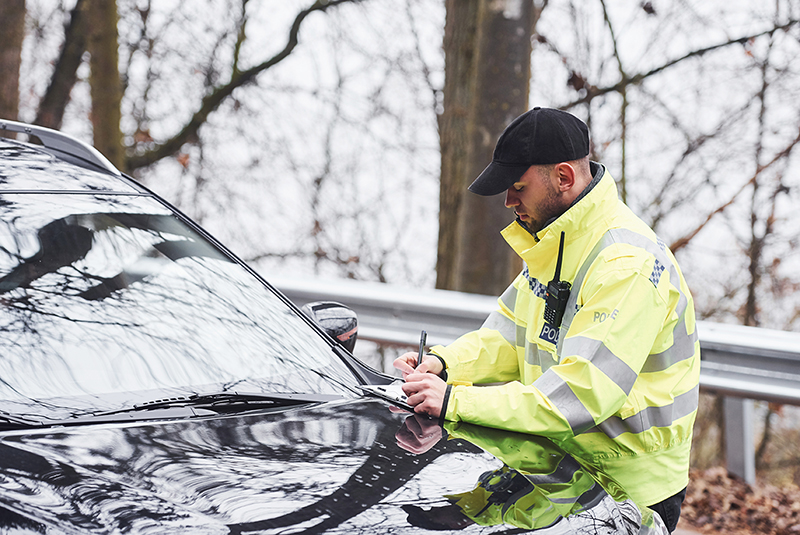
[0,398,501,534]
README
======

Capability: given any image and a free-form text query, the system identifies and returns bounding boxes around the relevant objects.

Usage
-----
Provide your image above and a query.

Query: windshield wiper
[0,392,346,429]
[92,391,345,418]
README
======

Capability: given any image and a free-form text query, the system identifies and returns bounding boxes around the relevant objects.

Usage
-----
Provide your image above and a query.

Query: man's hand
[393,352,443,380]
[402,371,447,419]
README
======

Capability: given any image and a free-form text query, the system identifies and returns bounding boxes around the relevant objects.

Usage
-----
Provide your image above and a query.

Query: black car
[0,120,666,534]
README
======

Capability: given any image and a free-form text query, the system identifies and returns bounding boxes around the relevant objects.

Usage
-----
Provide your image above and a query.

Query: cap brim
[468,162,531,196]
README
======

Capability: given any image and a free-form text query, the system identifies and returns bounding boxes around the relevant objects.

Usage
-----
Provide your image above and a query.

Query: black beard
[515,214,535,235]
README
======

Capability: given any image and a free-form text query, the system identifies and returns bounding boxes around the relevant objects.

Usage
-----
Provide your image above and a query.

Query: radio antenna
[554,231,566,282]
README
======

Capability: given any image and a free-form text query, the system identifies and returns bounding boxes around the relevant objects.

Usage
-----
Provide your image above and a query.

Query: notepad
[360,382,414,412]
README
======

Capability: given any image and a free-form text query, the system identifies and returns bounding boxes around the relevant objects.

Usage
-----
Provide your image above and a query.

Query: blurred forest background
[2,0,800,490]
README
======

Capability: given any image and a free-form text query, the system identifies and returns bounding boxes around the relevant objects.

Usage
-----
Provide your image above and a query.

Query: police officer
[394,107,700,533]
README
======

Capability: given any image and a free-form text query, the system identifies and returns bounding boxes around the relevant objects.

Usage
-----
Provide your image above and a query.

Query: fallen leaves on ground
[681,467,800,534]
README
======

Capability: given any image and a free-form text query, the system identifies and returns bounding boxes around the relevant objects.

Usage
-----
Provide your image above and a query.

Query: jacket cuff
[439,384,452,426]
[433,355,448,382]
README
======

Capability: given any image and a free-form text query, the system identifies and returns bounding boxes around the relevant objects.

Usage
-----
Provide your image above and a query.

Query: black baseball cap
[468,107,590,196]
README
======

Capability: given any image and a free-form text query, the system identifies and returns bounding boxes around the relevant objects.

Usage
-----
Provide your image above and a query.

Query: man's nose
[505,188,518,208]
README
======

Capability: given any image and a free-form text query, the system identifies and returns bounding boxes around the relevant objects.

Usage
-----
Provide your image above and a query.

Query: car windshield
[0,193,359,421]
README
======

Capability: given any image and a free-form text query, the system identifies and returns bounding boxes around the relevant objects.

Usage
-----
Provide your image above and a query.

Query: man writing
[395,107,700,532]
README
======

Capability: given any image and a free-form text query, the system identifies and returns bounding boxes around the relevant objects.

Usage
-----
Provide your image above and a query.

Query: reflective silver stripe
[592,384,699,438]
[526,342,557,371]
[561,336,638,394]
[481,310,517,345]
[642,315,699,373]
[499,282,518,310]
[484,306,562,371]
[516,323,527,347]
[536,369,595,434]
[524,341,540,366]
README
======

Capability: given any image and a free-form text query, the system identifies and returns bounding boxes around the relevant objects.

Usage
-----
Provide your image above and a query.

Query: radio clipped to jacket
[544,231,571,329]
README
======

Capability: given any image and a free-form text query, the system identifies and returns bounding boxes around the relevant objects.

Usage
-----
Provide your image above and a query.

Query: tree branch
[562,19,800,111]
[669,125,800,252]
[231,0,250,77]
[35,0,87,129]
[127,0,362,171]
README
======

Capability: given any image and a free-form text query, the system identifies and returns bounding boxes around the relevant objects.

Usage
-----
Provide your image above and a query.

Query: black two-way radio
[544,231,571,328]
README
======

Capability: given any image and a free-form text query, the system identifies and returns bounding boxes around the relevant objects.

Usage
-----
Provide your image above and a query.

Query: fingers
[393,351,419,378]
[393,352,443,380]
[417,355,443,376]
[402,372,446,419]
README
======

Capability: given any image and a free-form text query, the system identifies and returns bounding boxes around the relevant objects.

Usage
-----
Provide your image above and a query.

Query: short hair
[571,155,591,179]
[535,156,590,181]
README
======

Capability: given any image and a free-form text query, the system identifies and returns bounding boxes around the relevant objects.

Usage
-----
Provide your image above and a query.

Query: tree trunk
[0,0,26,123]
[436,0,532,295]
[87,0,125,171]
[35,0,87,130]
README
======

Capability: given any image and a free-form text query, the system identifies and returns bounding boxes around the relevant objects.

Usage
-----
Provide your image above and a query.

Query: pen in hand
[417,330,427,369]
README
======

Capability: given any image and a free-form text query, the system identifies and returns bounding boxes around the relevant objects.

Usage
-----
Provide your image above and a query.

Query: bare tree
[34,0,87,130]
[125,0,366,172]
[739,29,797,474]
[13,0,800,334]
[0,0,26,122]
[87,0,125,170]
[16,0,365,170]
[529,1,799,294]
[436,0,534,295]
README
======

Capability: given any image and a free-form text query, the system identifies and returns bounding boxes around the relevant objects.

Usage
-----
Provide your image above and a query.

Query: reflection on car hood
[0,399,498,534]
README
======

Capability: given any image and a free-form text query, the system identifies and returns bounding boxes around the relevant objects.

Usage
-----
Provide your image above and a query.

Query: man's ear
[555,162,576,192]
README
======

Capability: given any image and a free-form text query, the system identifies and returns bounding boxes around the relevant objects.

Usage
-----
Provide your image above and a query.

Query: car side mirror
[301,301,358,353]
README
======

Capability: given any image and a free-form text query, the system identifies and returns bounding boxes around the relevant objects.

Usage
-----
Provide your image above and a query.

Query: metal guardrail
[272,275,800,405]
[694,322,800,404]
[273,275,800,484]
[271,276,496,349]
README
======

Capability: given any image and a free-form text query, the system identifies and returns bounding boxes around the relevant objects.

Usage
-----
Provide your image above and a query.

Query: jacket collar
[500,163,617,263]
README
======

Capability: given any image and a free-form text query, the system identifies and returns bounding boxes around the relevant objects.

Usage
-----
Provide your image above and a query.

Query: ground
[679,467,800,534]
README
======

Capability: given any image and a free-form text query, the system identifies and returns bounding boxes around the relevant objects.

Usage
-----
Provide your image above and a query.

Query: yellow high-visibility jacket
[431,164,700,507]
